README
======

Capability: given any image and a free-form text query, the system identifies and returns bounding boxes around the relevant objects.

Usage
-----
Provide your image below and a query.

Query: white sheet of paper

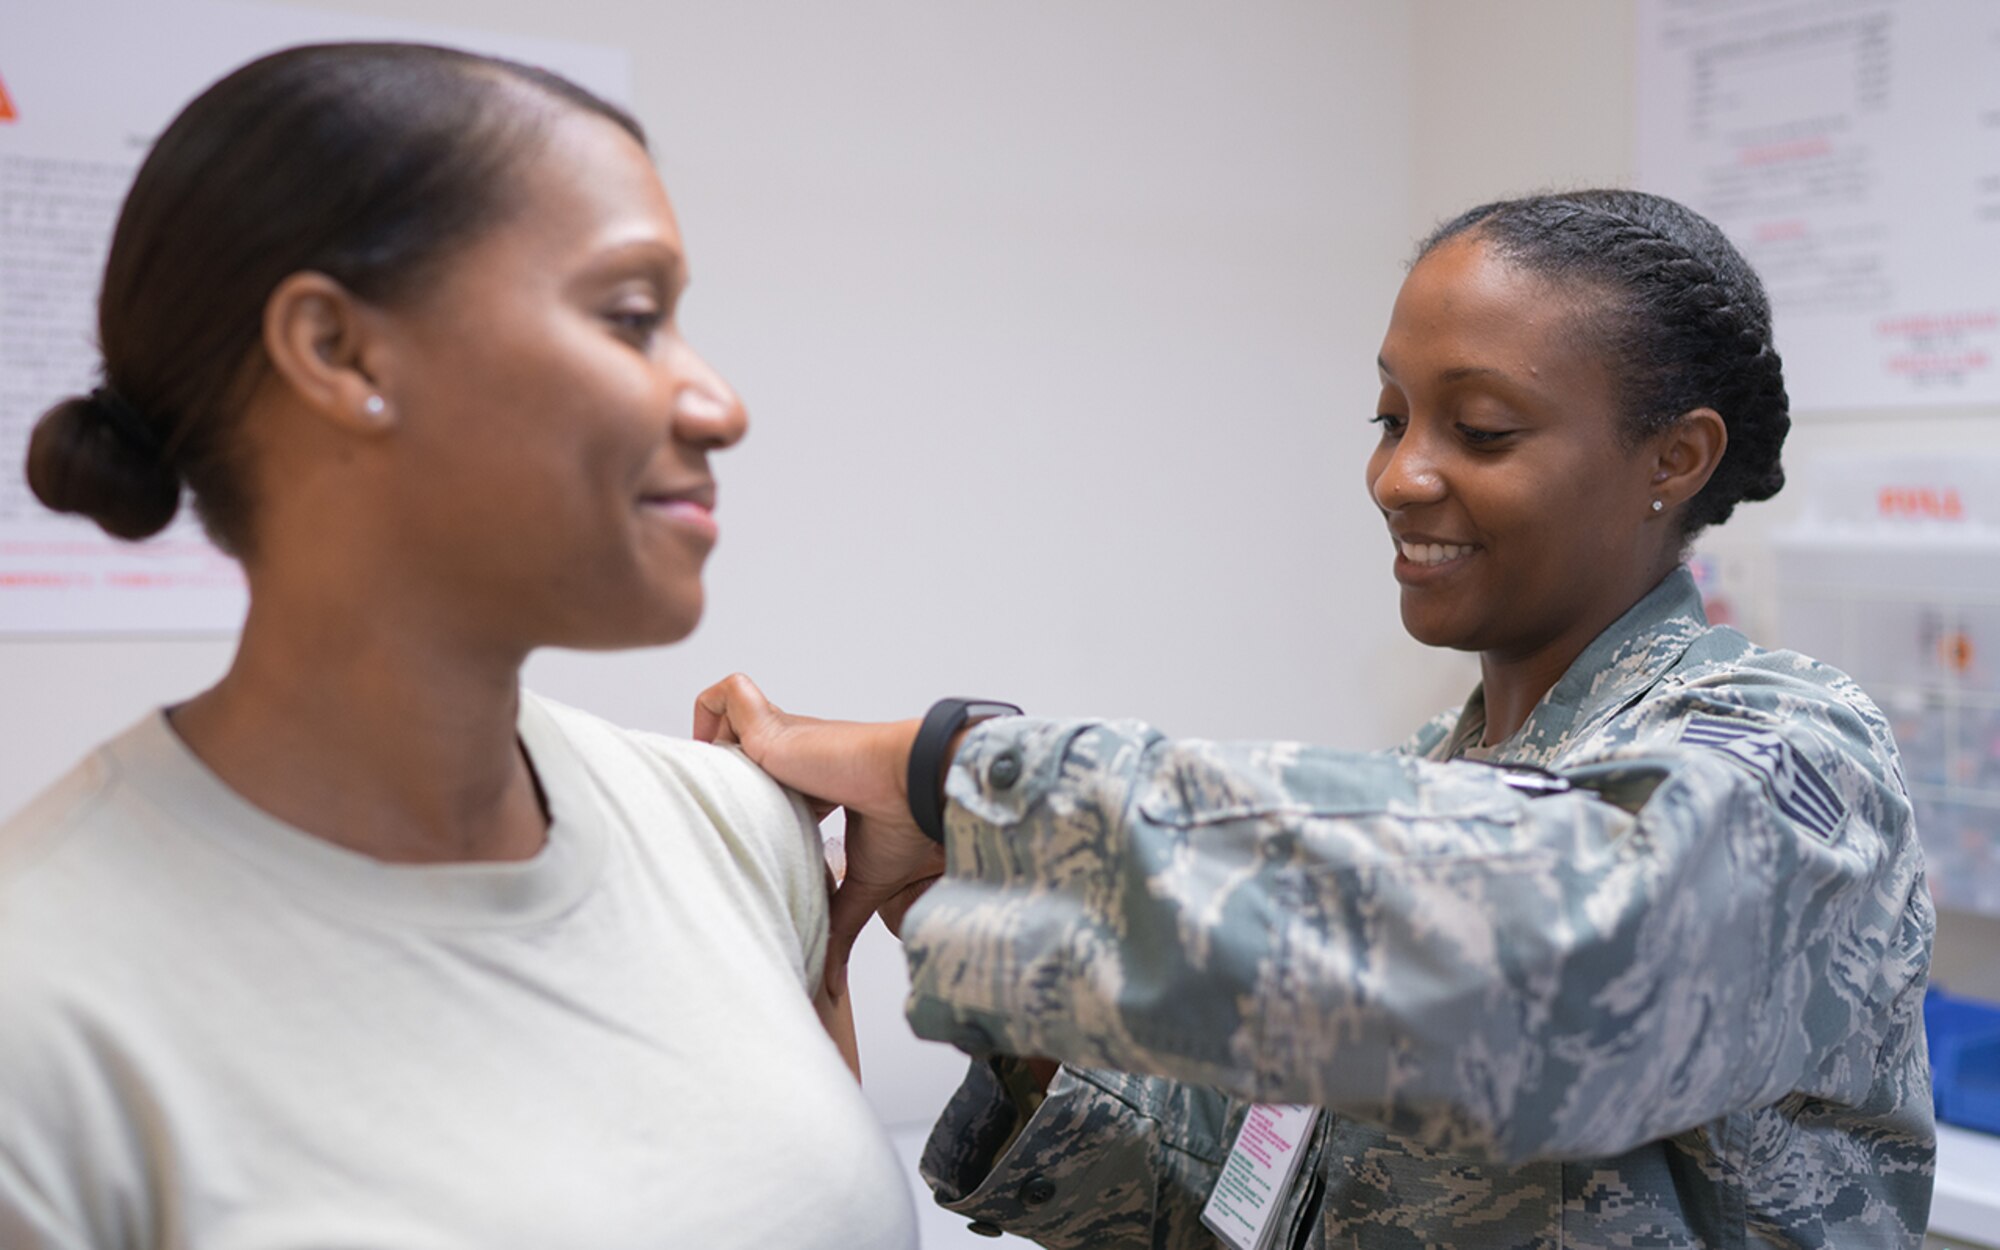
[1635,0,2000,413]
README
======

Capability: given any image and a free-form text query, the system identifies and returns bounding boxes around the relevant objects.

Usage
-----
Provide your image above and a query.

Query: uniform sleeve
[900,685,1921,1165]
[918,1060,1246,1249]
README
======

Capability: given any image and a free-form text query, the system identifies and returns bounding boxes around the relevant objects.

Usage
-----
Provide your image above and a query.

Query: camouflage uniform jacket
[903,567,1934,1248]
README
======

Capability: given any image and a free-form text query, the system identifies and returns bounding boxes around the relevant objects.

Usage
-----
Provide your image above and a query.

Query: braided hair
[1417,189,1790,538]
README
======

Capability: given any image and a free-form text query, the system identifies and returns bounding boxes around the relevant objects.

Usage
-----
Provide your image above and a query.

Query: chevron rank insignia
[1681,715,1845,842]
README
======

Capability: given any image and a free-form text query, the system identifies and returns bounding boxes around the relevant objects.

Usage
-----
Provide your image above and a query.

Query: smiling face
[362,103,746,653]
[1367,233,1681,668]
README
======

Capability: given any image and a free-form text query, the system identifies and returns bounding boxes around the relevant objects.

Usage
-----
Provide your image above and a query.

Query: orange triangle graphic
[0,72,16,123]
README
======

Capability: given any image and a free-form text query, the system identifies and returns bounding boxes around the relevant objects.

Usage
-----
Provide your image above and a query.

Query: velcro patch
[1681,715,1845,841]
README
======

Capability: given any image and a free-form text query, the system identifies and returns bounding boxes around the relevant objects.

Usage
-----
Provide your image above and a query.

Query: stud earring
[363,394,386,417]
[1651,499,1665,513]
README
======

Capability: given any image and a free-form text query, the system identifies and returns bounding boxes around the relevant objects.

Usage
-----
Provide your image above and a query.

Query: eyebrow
[585,238,688,293]
[1376,355,1509,385]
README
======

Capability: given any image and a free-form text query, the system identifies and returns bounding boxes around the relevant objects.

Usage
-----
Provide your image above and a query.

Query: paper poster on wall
[0,0,629,634]
[1636,0,2000,414]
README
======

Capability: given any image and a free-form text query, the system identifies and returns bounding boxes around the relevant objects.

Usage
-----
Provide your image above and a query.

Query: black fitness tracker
[908,698,1023,843]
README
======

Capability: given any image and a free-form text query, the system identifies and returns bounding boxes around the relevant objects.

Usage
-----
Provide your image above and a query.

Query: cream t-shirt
[0,692,916,1249]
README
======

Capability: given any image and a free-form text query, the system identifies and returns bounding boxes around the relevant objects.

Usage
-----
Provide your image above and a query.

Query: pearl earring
[363,394,386,417]
[1651,499,1665,513]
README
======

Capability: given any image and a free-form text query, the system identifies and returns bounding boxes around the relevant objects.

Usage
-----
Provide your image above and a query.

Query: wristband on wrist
[907,698,1023,843]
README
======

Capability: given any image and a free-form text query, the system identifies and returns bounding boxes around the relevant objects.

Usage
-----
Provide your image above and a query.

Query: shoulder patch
[1681,715,1845,841]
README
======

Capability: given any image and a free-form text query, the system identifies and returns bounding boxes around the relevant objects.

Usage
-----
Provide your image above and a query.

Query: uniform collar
[1441,566,1709,766]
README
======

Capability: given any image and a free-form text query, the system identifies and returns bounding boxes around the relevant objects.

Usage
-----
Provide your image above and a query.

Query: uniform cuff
[922,1062,1166,1247]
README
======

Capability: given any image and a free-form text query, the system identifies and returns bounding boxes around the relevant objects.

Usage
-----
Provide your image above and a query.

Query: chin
[643,596,705,648]
[561,591,705,652]
[1398,599,1448,648]
[626,570,706,645]
[1398,603,1480,653]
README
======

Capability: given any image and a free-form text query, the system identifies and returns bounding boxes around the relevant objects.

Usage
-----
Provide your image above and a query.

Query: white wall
[0,0,1428,1132]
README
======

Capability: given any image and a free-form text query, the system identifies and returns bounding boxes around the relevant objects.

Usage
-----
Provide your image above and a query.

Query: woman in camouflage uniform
[699,190,1934,1248]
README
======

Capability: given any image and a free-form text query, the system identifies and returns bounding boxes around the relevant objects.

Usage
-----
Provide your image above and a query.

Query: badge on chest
[1199,1103,1319,1250]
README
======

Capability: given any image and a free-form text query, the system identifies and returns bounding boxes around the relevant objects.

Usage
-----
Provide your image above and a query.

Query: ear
[261,271,398,437]
[1649,407,1727,514]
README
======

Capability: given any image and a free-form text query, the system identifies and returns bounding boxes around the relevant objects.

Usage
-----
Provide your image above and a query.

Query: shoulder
[0,714,283,999]
[0,724,160,936]
[1660,627,1898,770]
[1588,626,1911,845]
[524,691,817,845]
[521,692,830,976]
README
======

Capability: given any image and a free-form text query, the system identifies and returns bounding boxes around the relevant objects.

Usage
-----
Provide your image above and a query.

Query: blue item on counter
[1926,984,2000,1135]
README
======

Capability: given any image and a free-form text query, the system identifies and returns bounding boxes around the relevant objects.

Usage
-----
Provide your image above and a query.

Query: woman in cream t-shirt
[0,41,914,1250]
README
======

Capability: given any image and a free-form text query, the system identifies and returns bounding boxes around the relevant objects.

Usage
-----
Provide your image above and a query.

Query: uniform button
[989,750,1023,790]
[1018,1175,1057,1207]
[966,1220,1004,1237]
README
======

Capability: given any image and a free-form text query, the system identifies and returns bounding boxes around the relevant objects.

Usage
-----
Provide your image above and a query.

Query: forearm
[902,715,1910,1162]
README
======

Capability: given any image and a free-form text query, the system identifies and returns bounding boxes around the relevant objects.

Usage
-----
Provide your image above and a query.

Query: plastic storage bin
[1927,984,2000,1136]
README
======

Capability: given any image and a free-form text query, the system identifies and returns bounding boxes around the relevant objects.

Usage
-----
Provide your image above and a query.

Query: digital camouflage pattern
[905,567,1934,1248]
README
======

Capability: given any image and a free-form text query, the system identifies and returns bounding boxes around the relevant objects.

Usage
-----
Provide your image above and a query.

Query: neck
[1475,644,1582,748]
[1475,562,1679,747]
[170,593,548,864]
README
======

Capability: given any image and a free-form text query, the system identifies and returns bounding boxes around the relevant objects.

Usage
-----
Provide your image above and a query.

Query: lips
[641,482,715,511]
[639,482,719,541]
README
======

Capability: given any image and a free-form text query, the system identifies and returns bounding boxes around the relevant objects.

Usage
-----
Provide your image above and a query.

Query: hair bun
[26,393,183,540]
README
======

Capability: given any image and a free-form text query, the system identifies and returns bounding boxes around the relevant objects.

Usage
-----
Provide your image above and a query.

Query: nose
[670,340,749,451]
[1369,424,1446,512]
